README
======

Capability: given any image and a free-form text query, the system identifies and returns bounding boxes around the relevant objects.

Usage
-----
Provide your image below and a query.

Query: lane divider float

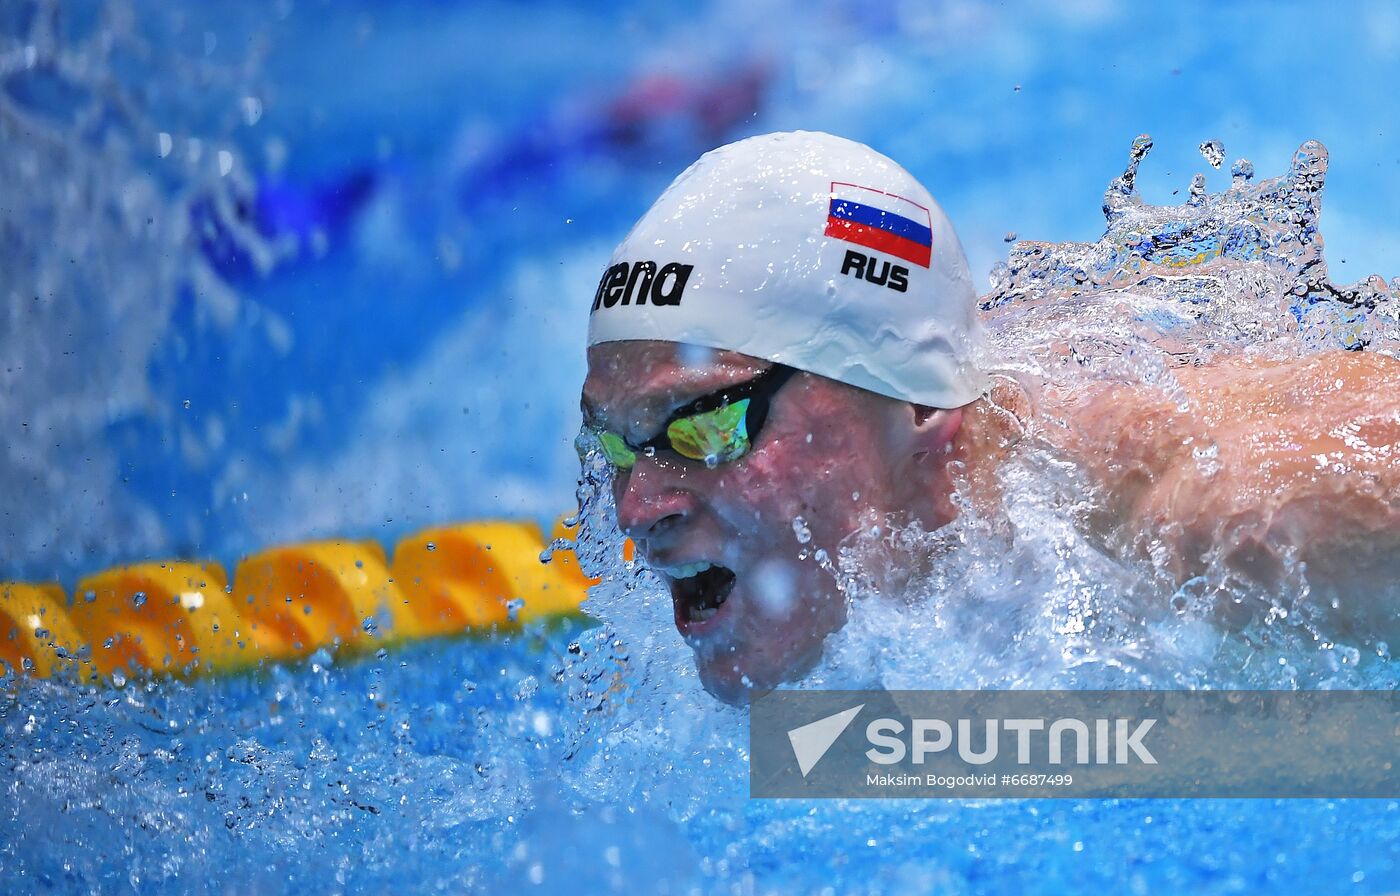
[0,583,86,679]
[71,561,254,677]
[234,540,396,661]
[0,517,617,682]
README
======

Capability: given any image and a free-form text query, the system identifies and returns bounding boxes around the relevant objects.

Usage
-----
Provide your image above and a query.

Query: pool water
[4,621,1399,894]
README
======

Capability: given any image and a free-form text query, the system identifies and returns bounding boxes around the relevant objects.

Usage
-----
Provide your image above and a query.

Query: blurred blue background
[6,0,1400,581]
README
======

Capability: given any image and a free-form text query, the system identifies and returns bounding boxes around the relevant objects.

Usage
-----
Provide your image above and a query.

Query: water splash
[987,135,1400,358]
[940,138,1400,689]
[1199,138,1225,169]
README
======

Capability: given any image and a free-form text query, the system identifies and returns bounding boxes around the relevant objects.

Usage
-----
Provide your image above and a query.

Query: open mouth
[666,561,737,626]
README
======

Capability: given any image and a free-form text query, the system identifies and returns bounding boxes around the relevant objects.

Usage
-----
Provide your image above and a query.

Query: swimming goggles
[591,363,797,470]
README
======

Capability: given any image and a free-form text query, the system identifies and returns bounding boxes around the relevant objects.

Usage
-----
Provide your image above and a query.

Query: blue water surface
[3,622,1397,894]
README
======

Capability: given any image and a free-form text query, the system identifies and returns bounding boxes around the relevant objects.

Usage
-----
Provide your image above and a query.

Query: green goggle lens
[666,398,751,464]
[597,430,637,469]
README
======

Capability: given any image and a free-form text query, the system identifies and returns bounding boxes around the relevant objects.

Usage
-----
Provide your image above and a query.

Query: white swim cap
[587,130,989,408]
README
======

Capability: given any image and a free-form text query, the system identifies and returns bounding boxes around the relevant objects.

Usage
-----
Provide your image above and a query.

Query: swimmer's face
[582,340,964,703]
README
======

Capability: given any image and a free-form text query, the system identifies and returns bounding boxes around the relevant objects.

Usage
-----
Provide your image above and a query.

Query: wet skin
[584,340,1400,702]
[1044,350,1400,638]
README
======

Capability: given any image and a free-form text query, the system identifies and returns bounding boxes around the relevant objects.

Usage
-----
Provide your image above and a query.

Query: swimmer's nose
[615,457,695,544]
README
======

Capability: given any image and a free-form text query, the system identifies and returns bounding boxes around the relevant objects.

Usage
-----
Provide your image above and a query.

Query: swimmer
[580,131,1400,703]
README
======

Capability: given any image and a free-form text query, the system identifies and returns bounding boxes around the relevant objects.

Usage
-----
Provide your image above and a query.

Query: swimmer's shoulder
[1260,347,1400,385]
[1107,349,1400,587]
[1177,349,1400,416]
[1163,348,1400,511]
[1306,347,1400,388]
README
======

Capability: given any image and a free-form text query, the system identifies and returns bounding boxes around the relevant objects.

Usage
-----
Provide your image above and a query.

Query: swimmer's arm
[1135,352,1400,635]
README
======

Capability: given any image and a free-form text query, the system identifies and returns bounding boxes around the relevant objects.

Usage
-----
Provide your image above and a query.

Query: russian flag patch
[824,182,933,268]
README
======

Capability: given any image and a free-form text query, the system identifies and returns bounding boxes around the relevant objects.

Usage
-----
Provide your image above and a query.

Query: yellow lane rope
[1,517,610,681]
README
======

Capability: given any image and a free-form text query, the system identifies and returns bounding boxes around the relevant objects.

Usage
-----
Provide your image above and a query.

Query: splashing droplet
[1199,139,1225,169]
[1188,173,1207,206]
[983,136,1397,352]
[1291,140,1329,191]
[1103,134,1154,222]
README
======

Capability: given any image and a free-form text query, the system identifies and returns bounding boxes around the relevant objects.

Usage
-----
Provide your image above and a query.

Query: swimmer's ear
[908,404,964,461]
